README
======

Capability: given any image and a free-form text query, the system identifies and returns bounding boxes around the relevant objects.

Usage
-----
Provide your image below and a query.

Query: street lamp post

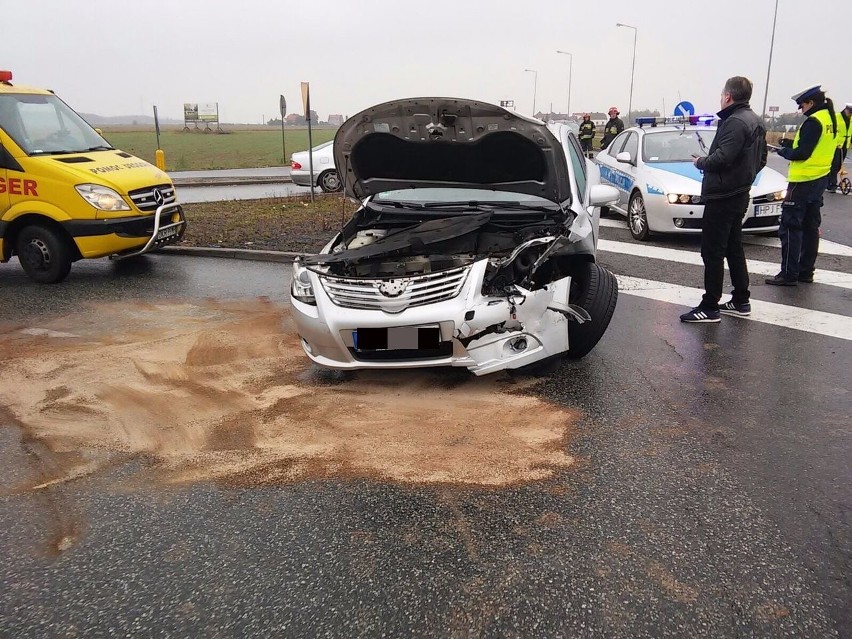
[616,23,637,124]
[524,68,538,116]
[761,0,780,122]
[556,51,573,118]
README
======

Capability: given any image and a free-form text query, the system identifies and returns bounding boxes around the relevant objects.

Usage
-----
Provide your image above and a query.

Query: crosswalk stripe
[617,275,852,341]
[599,239,852,290]
[598,218,852,257]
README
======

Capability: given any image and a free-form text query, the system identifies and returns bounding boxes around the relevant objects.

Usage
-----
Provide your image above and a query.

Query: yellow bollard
[155,149,165,171]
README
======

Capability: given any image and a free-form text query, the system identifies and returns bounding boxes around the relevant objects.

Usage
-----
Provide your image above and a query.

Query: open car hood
[333,97,573,203]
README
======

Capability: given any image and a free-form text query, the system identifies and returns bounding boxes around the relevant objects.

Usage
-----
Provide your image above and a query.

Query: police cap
[791,85,821,104]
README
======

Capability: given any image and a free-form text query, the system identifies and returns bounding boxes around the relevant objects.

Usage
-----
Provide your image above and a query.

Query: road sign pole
[279,94,287,167]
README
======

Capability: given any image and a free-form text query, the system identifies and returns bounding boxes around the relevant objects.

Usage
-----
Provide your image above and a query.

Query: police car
[594,116,787,240]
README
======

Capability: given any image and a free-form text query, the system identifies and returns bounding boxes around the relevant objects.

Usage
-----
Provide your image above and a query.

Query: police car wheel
[16,225,73,284]
[318,170,342,193]
[628,192,651,241]
[565,262,619,359]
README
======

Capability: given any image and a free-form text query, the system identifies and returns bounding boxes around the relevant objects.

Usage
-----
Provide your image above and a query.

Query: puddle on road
[0,299,577,491]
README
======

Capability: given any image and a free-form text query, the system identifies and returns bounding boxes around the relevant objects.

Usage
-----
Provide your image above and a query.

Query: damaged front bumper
[290,259,576,376]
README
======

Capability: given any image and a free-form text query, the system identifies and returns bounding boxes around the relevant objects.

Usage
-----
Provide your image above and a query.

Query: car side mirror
[589,184,620,206]
[616,151,633,164]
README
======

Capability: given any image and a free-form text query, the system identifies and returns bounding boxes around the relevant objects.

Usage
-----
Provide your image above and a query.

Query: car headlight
[75,184,131,211]
[666,193,702,204]
[290,260,316,305]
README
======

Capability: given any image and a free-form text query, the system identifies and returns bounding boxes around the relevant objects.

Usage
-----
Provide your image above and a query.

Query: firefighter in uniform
[600,107,624,150]
[578,113,595,156]
[826,102,852,192]
[767,85,837,285]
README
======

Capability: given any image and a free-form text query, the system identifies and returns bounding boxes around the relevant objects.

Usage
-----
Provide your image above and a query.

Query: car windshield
[642,129,716,163]
[0,93,112,156]
[373,188,559,208]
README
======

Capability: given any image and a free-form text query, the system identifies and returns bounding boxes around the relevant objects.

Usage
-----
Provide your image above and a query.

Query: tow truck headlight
[75,184,131,211]
[290,261,316,305]
[667,193,702,204]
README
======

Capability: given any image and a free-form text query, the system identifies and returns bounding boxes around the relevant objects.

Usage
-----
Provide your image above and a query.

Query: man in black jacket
[680,76,767,323]
[579,114,595,157]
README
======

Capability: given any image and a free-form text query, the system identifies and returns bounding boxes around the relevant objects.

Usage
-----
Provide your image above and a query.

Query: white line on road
[599,239,852,290]
[599,217,852,257]
[617,276,852,341]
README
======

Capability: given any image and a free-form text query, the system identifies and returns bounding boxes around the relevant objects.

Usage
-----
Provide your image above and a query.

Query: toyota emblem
[377,280,408,298]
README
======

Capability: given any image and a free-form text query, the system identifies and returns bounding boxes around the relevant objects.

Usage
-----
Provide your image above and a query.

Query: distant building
[328,114,344,126]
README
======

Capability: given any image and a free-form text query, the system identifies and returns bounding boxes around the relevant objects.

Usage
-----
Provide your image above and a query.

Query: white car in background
[290,140,342,192]
[595,116,787,241]
[289,98,622,376]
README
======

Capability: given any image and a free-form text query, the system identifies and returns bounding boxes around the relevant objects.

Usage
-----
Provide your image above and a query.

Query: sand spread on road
[0,299,576,490]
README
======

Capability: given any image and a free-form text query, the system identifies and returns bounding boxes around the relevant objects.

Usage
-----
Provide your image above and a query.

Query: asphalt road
[0,192,850,637]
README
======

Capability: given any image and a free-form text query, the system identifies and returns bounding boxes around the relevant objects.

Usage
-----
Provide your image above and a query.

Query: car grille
[319,266,470,314]
[752,194,782,205]
[128,184,176,211]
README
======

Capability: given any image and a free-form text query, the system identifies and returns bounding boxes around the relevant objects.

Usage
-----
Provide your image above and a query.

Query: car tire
[318,169,342,193]
[565,262,618,359]
[16,224,73,284]
[628,192,651,241]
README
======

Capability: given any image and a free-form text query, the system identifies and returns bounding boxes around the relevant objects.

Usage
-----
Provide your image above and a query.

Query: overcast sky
[5,0,847,123]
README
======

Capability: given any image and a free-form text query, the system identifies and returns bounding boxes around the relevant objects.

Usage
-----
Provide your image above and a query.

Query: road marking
[600,217,852,257]
[599,239,852,290]
[617,276,852,341]
[740,235,852,257]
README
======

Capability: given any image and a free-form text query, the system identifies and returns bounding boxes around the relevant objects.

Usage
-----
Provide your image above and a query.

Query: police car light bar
[0,70,13,83]
[636,115,716,127]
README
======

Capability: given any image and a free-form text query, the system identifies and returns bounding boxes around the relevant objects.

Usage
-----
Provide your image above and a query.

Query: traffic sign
[674,101,695,116]
[279,94,287,118]
[769,106,779,112]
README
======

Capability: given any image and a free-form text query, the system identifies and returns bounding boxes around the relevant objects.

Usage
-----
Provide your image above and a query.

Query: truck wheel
[16,225,73,284]
[628,192,651,241]
[318,169,342,193]
[566,262,618,359]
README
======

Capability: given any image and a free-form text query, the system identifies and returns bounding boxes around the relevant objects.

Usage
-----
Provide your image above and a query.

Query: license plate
[754,203,780,217]
[156,225,179,240]
[354,326,440,351]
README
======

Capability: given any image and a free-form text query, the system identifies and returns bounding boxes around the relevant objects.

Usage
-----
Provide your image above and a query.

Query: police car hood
[333,97,572,203]
[645,162,787,196]
[44,150,172,194]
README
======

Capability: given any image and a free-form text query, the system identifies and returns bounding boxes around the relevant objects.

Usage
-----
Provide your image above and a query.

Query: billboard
[184,102,218,123]
[198,103,218,122]
[183,103,199,121]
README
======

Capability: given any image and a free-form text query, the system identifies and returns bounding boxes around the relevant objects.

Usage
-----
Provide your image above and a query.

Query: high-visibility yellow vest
[834,112,847,149]
[788,109,836,182]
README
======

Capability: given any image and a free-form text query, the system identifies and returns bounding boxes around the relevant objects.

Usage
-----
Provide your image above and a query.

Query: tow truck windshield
[0,93,112,156]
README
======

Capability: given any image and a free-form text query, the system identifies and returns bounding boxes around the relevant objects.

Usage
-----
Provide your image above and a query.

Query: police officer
[767,85,837,285]
[578,113,595,156]
[826,102,851,192]
[600,107,624,150]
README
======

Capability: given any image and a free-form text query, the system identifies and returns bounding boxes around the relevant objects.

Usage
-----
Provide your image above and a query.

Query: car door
[616,132,640,208]
[597,132,631,210]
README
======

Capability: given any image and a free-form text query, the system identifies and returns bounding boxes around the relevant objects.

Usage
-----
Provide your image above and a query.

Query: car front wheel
[628,192,651,241]
[566,262,619,359]
[318,169,342,193]
[16,224,73,284]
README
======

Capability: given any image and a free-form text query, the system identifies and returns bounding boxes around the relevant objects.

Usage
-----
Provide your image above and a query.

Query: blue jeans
[778,177,826,280]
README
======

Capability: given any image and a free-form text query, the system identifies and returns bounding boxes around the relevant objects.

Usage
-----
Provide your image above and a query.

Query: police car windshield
[0,94,112,156]
[642,129,716,163]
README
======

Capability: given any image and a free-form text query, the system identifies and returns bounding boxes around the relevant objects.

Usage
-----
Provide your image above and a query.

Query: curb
[157,245,302,263]
[171,176,294,187]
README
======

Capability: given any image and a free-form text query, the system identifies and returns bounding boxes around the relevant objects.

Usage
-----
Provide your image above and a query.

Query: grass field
[101,128,336,171]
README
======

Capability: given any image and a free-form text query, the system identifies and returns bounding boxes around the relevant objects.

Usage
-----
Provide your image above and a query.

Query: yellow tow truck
[0,70,185,283]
